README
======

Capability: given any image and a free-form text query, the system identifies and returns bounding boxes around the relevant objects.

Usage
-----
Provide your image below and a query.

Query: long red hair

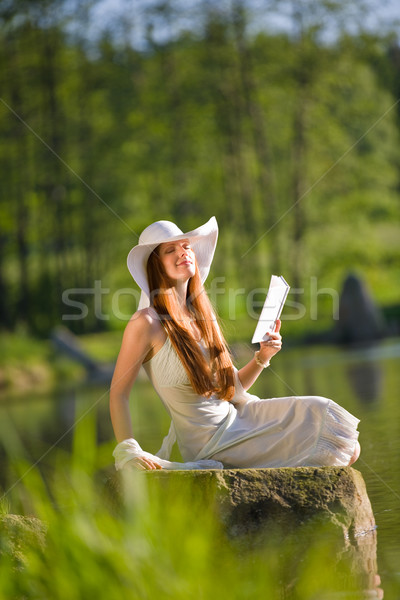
[147,247,235,401]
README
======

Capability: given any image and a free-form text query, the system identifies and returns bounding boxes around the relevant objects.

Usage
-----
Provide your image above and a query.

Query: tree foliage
[0,0,399,335]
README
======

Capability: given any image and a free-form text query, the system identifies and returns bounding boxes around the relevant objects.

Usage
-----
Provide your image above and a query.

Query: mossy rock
[108,466,375,532]
[107,466,377,588]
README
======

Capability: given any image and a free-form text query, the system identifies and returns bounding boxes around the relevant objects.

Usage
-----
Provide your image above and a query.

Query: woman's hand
[125,456,163,471]
[258,319,282,364]
[237,320,283,391]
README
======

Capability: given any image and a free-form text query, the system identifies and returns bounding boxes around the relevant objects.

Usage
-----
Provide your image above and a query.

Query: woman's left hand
[258,319,282,363]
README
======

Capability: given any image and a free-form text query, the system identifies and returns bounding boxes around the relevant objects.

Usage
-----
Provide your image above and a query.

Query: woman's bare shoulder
[125,307,164,338]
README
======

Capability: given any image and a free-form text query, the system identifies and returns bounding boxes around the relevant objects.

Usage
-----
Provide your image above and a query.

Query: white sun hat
[127,216,218,309]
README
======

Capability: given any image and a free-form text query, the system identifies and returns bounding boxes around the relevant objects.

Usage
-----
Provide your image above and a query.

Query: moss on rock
[108,466,375,539]
[108,466,377,589]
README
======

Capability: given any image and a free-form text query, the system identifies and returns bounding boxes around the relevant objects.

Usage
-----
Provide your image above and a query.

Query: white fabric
[113,438,223,471]
[155,419,177,460]
[141,335,360,469]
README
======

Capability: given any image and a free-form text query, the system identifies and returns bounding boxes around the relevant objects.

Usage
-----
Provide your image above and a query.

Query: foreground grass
[1,471,361,600]
[0,411,374,600]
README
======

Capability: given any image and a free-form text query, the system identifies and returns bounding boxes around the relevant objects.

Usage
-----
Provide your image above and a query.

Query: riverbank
[0,323,255,395]
[1,312,399,396]
[0,332,82,396]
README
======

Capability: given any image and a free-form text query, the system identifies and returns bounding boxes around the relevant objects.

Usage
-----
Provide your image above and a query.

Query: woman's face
[158,239,196,282]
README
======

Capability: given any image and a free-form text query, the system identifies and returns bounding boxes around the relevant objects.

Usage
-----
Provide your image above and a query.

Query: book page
[251,275,290,344]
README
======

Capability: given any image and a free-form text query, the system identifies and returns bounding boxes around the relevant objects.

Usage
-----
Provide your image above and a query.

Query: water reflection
[0,381,114,492]
[57,387,77,432]
[342,527,383,599]
[346,361,383,404]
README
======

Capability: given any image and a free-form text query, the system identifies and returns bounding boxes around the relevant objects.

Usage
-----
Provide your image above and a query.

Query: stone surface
[108,466,378,590]
[144,466,375,536]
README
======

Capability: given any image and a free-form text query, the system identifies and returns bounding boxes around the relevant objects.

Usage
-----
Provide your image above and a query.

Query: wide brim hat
[127,216,218,309]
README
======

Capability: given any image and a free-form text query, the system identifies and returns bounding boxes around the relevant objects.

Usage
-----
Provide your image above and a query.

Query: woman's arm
[237,320,282,391]
[109,310,162,470]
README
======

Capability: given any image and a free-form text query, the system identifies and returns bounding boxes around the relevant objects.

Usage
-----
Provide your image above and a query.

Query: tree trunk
[231,0,280,273]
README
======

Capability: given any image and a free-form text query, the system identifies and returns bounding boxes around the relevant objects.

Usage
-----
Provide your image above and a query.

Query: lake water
[1,338,399,596]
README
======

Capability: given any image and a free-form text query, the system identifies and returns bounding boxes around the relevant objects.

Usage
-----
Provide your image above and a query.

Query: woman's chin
[174,267,196,279]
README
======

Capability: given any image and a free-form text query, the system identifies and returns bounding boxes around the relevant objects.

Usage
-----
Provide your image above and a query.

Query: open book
[251,275,290,344]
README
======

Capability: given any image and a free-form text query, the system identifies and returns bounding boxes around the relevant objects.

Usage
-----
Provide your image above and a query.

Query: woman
[110,216,360,471]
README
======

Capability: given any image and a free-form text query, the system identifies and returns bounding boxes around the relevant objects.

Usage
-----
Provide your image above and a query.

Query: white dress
[142,335,360,468]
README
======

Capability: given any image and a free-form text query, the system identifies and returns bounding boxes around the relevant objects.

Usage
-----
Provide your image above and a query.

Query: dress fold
[142,336,359,469]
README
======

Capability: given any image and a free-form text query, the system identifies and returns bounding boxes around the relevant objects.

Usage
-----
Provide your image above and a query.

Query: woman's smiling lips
[177,259,192,266]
